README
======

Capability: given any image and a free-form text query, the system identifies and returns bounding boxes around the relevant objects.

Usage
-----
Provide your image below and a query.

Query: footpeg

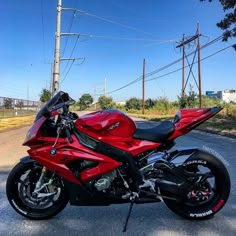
[121,192,131,199]
[139,179,156,192]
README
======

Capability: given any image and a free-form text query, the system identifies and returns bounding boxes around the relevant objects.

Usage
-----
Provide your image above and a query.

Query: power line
[61,35,80,76]
[40,0,46,63]
[61,57,86,84]
[146,44,234,83]
[60,59,75,84]
[61,11,76,57]
[61,0,79,57]
[66,8,159,38]
[145,32,226,79]
[76,34,176,42]
[102,77,143,96]
[103,43,234,96]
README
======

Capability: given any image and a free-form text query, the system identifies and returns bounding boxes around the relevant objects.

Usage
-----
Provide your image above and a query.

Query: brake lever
[53,114,74,151]
[50,126,62,155]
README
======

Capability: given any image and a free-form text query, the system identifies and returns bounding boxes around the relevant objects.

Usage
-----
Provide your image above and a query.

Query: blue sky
[0,0,235,102]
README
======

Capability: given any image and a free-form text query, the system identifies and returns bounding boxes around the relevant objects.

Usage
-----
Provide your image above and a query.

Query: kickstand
[123,201,134,232]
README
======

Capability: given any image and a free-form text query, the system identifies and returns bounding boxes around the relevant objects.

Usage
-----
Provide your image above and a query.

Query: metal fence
[0,96,42,118]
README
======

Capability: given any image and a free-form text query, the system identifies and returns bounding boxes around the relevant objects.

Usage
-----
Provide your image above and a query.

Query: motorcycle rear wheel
[6,161,69,220]
[162,150,230,220]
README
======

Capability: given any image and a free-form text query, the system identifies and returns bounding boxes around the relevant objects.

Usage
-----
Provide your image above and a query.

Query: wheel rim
[184,164,217,207]
[16,165,62,210]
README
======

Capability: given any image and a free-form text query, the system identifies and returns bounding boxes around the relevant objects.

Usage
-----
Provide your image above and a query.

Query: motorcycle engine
[94,170,117,191]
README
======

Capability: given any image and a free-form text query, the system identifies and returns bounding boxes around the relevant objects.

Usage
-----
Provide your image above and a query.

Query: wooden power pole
[197,23,202,108]
[142,58,146,115]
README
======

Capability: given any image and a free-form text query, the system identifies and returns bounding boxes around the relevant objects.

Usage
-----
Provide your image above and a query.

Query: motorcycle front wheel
[162,150,230,220]
[6,161,69,220]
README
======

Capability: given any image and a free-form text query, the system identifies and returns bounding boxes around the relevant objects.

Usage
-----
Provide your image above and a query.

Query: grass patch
[199,116,236,134]
[0,109,37,118]
[0,116,35,132]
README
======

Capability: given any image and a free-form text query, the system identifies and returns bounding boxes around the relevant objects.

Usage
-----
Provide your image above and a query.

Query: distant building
[206,90,236,103]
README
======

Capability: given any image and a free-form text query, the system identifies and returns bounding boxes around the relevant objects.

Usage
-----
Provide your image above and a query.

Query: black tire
[6,161,69,220]
[162,150,230,220]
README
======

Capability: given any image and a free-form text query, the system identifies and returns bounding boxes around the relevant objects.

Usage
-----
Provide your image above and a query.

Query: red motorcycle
[6,91,230,231]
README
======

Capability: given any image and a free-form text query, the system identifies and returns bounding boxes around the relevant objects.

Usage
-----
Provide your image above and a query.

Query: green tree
[178,85,198,108]
[178,95,188,109]
[154,97,171,113]
[98,96,115,110]
[187,85,198,108]
[145,98,156,109]
[125,97,142,110]
[201,0,236,49]
[4,98,13,109]
[39,89,51,103]
[78,93,93,110]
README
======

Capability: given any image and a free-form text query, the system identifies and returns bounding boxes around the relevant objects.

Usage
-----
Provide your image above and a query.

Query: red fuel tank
[75,110,137,138]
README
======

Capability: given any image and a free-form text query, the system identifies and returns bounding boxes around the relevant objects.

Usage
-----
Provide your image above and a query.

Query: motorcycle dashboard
[35,91,75,122]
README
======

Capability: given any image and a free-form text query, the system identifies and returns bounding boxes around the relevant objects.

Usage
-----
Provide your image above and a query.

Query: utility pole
[176,24,202,108]
[52,0,62,94]
[197,23,202,108]
[27,84,29,110]
[51,2,87,94]
[182,34,185,97]
[142,59,145,115]
[94,85,97,110]
[48,62,53,95]
[104,78,106,96]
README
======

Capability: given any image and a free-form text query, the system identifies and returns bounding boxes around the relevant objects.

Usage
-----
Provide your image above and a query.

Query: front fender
[20,156,35,164]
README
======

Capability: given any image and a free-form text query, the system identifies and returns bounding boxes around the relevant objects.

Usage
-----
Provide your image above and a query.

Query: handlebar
[58,113,76,144]
[64,126,73,143]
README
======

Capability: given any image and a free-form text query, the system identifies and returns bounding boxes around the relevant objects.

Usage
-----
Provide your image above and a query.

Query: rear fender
[167,147,221,166]
[167,147,200,164]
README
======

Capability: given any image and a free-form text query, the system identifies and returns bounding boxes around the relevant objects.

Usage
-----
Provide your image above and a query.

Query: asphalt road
[0,122,236,235]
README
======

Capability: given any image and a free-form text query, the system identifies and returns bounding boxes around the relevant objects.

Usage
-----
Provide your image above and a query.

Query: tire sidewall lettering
[190,210,213,218]
[183,160,207,166]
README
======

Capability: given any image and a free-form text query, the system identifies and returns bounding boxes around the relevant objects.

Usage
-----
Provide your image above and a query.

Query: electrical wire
[104,77,143,95]
[103,43,234,96]
[144,32,227,79]
[61,0,80,57]
[61,57,86,84]
[61,10,76,57]
[61,35,80,76]
[76,9,158,38]
[80,34,176,42]
[60,60,75,84]
[146,44,234,83]
[40,0,46,63]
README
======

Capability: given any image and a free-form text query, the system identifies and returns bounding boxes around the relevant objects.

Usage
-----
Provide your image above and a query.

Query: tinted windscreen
[35,91,75,121]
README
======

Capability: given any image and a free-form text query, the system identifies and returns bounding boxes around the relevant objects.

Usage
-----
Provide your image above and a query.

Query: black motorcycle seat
[133,121,175,142]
